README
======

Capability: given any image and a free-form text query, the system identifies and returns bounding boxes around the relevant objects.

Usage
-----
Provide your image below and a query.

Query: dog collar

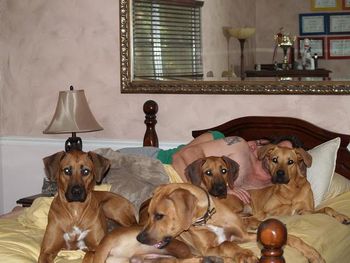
[192,188,216,226]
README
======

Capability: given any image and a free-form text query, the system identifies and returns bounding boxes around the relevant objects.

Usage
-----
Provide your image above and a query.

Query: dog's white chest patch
[63,226,90,250]
[206,224,226,244]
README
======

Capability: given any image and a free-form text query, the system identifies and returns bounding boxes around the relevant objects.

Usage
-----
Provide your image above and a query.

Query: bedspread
[0,190,349,262]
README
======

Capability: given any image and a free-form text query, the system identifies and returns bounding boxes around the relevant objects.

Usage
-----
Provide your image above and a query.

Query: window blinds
[132,0,203,80]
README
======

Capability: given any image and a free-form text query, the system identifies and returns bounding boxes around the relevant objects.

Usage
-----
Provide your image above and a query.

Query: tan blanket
[93,148,169,212]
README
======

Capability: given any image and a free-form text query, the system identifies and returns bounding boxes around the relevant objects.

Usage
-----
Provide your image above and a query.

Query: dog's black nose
[71,185,83,196]
[211,183,227,198]
[136,231,148,244]
[66,185,87,202]
[275,170,287,184]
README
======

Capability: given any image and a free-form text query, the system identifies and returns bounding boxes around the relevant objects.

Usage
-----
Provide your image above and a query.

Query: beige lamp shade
[228,27,255,40]
[43,89,103,134]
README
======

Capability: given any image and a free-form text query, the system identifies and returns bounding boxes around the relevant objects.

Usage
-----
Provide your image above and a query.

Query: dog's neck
[191,187,216,226]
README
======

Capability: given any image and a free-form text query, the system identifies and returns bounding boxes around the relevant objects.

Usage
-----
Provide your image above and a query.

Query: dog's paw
[308,254,326,263]
[201,256,224,263]
[332,212,350,225]
[234,249,258,263]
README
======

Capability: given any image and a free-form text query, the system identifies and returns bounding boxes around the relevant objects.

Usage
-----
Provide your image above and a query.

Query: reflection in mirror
[120,0,350,94]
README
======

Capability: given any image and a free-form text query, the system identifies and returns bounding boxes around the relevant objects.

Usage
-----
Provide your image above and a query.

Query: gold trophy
[274,32,296,70]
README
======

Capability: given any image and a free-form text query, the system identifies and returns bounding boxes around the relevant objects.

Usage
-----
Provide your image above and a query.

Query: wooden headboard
[142,100,350,179]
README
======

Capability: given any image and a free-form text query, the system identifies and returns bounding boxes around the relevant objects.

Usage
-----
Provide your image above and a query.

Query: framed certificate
[328,13,350,34]
[311,0,342,11]
[327,36,350,59]
[342,0,350,9]
[299,13,327,35]
[297,37,325,58]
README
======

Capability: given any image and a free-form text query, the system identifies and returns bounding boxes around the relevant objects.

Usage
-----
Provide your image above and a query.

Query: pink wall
[1,0,350,144]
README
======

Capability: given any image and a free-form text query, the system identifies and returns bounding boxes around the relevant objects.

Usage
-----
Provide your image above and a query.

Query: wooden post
[257,218,287,263]
[143,100,159,147]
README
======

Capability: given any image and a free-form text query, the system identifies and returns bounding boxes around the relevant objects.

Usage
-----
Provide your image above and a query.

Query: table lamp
[227,27,255,80]
[43,86,103,152]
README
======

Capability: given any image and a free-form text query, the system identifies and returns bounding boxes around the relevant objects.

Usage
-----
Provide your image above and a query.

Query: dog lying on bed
[38,150,137,263]
[185,145,350,223]
[84,182,257,263]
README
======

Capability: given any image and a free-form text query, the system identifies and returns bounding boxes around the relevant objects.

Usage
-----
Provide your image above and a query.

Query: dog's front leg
[203,241,257,263]
[38,221,65,263]
[188,231,257,263]
[315,206,350,224]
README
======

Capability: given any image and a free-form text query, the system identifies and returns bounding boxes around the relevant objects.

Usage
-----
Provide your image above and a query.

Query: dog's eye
[221,168,227,174]
[154,213,164,221]
[272,157,278,163]
[288,160,294,165]
[81,168,90,176]
[205,170,212,176]
[63,167,72,176]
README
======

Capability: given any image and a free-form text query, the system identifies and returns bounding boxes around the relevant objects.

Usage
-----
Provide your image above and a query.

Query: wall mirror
[120,0,350,95]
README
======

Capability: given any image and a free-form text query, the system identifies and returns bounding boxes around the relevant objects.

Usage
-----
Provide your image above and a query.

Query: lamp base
[65,136,83,152]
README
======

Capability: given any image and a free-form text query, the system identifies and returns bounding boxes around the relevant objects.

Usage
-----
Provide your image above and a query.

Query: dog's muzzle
[65,184,87,202]
[210,182,227,198]
[272,170,290,184]
[136,231,172,249]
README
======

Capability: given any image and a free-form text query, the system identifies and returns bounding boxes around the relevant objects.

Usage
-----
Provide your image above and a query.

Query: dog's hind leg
[287,234,325,263]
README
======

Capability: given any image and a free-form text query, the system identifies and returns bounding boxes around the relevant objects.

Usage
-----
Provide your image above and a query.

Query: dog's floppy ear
[43,151,66,181]
[184,158,206,186]
[257,144,276,160]
[222,156,240,189]
[295,148,312,176]
[295,148,312,168]
[168,188,197,228]
[88,151,111,184]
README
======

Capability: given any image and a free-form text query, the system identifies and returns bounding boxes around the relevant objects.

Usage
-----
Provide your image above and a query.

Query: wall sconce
[43,86,103,152]
[227,27,255,80]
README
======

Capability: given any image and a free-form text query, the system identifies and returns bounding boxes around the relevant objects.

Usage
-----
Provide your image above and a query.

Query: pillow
[307,137,340,207]
[323,172,350,201]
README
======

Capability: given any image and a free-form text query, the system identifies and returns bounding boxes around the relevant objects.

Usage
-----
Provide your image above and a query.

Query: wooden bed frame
[142,99,350,262]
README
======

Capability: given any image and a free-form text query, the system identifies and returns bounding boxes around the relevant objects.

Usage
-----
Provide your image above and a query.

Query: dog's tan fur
[185,146,350,262]
[83,182,257,263]
[38,150,137,263]
[137,183,258,263]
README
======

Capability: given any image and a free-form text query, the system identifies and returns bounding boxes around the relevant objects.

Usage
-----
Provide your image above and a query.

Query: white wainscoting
[0,136,179,214]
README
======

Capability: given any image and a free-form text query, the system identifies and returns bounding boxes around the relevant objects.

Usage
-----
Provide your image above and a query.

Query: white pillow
[323,172,350,201]
[307,137,340,207]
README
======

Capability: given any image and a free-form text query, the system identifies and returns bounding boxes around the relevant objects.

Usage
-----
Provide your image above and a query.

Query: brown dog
[137,183,258,263]
[250,144,350,222]
[38,150,137,263]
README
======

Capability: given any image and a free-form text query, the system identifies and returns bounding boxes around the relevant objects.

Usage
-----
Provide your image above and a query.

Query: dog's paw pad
[202,256,224,263]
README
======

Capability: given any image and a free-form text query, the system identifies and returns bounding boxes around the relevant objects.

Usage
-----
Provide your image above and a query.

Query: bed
[0,100,350,263]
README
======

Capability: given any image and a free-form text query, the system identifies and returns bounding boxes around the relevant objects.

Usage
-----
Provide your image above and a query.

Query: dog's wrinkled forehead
[202,157,227,170]
[60,151,93,169]
[270,147,298,160]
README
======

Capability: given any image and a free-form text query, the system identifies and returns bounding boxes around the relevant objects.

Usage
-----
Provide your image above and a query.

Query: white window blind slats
[133,0,203,80]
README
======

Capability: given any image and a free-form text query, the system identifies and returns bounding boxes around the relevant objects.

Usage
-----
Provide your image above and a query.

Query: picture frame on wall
[311,0,342,11]
[327,36,350,59]
[342,0,350,10]
[297,37,325,58]
[328,13,350,34]
[299,13,327,35]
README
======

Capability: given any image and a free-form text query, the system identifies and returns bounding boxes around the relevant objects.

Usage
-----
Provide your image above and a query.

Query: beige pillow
[307,137,340,207]
[324,172,350,201]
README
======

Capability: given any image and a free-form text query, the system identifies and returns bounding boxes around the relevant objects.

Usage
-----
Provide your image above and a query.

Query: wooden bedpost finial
[143,100,159,147]
[257,218,287,263]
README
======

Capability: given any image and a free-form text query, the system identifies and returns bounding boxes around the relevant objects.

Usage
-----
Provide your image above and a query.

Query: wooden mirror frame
[120,0,350,95]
